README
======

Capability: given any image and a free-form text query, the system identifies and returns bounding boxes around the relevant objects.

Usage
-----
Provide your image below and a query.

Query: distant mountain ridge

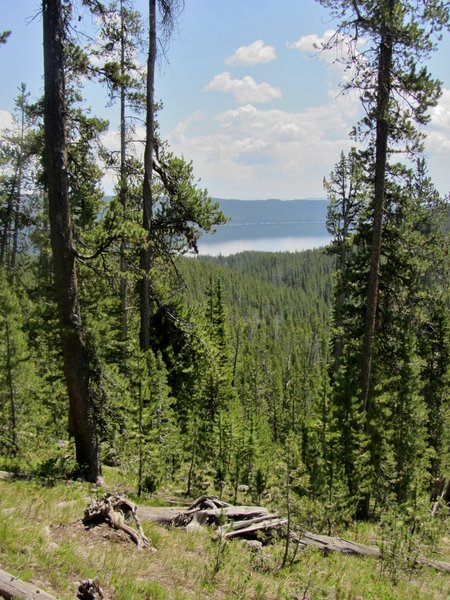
[213,198,328,226]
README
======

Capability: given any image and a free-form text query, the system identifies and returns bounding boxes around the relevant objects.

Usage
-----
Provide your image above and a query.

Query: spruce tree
[319,0,449,517]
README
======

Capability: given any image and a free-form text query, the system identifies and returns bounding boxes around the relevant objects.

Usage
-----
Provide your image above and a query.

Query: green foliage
[33,441,79,484]
[379,498,442,584]
[0,30,11,45]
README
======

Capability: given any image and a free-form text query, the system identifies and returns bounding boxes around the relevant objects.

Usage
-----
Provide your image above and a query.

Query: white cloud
[167,93,359,199]
[287,29,337,61]
[204,72,281,104]
[225,40,276,67]
[428,88,450,138]
[288,30,367,88]
[0,110,14,132]
[424,88,450,194]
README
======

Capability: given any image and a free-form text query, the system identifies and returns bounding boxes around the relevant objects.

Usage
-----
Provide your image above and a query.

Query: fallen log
[224,513,281,533]
[134,497,450,573]
[223,517,288,540]
[170,495,269,528]
[417,558,450,573]
[137,505,185,525]
[186,495,232,510]
[293,533,450,573]
[295,532,380,557]
[0,567,57,600]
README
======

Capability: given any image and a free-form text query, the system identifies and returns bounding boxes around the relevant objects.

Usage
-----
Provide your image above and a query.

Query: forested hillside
[0,0,449,598]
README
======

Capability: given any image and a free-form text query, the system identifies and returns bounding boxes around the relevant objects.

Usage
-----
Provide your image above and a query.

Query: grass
[0,472,449,599]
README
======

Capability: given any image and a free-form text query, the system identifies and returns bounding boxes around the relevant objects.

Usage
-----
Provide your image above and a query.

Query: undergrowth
[0,469,448,599]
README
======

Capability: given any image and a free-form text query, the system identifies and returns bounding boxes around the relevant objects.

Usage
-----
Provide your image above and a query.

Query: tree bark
[119,0,129,343]
[358,0,395,519]
[139,0,156,352]
[360,0,395,414]
[5,320,17,454]
[0,567,57,600]
[42,0,101,483]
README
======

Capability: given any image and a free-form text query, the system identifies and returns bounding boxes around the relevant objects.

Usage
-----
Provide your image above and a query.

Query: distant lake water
[197,221,331,256]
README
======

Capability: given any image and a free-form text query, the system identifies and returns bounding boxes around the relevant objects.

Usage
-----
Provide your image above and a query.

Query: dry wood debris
[77,576,105,599]
[137,495,450,573]
[0,567,57,600]
[83,493,155,551]
[170,495,287,540]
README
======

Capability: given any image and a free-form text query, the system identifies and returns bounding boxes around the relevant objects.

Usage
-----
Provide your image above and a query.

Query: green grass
[0,474,449,599]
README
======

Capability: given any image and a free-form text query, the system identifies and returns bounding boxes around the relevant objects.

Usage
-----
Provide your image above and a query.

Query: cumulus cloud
[225,40,276,66]
[428,88,450,138]
[424,88,450,193]
[166,93,359,199]
[204,72,281,104]
[0,110,14,131]
[287,29,337,61]
[288,30,367,88]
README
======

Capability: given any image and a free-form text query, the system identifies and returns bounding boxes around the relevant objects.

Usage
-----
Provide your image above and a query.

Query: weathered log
[293,532,450,573]
[294,532,380,557]
[134,497,450,574]
[0,567,57,600]
[83,493,154,551]
[417,558,450,573]
[184,495,232,511]
[171,494,270,528]
[224,513,281,533]
[136,503,269,526]
[223,517,288,540]
[137,505,186,525]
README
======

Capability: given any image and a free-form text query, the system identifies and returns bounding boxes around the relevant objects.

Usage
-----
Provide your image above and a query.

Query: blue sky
[1,0,449,199]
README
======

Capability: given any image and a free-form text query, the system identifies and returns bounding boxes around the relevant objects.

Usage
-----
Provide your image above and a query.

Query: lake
[197,221,331,256]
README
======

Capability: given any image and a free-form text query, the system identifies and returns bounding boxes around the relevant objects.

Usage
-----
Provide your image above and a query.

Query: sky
[0,0,449,200]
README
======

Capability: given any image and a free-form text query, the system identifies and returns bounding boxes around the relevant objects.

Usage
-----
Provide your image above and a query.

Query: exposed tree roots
[83,493,155,551]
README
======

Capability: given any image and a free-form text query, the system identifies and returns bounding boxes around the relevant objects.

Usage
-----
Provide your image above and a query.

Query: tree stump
[83,493,155,551]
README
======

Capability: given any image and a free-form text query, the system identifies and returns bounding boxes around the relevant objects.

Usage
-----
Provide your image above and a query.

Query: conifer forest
[0,1,449,598]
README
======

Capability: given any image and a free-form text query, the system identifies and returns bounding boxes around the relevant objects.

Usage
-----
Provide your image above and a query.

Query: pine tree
[42,0,102,482]
[319,0,449,517]
[0,84,40,275]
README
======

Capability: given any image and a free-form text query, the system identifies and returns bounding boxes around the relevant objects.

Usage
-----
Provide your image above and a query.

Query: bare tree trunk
[139,0,156,352]
[119,0,128,343]
[10,92,25,274]
[42,0,101,483]
[137,379,144,496]
[5,321,17,455]
[0,177,16,267]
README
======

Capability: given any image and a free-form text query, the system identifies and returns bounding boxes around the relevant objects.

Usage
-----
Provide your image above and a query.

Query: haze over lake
[197,199,331,256]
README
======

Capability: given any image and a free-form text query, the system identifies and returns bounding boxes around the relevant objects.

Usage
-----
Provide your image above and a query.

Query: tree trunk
[139,0,156,352]
[360,0,395,413]
[0,567,57,600]
[119,0,128,343]
[42,0,101,483]
[10,93,25,274]
[358,0,395,519]
[5,320,17,455]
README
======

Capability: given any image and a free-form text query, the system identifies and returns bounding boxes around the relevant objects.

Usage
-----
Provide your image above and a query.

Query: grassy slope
[0,469,449,600]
